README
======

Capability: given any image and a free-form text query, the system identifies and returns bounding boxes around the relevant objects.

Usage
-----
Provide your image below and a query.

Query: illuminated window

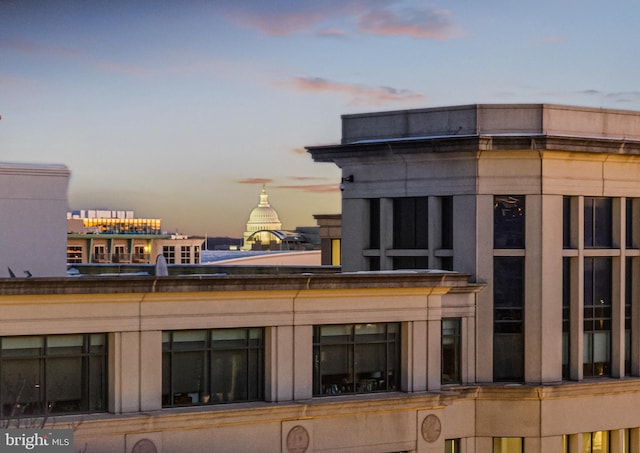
[493,437,523,453]
[582,431,609,453]
[445,438,460,453]
[66,246,83,264]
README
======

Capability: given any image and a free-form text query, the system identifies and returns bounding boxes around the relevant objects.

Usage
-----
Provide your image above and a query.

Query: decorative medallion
[131,438,158,453]
[421,414,442,443]
[286,425,310,453]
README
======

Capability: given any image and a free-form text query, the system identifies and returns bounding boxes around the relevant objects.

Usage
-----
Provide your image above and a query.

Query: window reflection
[313,323,400,396]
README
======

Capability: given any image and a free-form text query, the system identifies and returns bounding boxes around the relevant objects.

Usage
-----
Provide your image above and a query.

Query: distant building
[242,186,283,249]
[0,162,70,277]
[67,209,203,264]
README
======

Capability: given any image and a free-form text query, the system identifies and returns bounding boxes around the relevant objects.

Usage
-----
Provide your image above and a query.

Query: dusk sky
[2,1,640,237]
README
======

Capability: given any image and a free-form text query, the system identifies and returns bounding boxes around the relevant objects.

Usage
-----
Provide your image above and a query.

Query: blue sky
[2,0,640,236]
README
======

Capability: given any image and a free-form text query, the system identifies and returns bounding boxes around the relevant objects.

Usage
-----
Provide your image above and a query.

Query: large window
[369,199,380,250]
[393,197,428,249]
[0,334,106,418]
[494,196,525,249]
[493,257,524,381]
[162,328,264,406]
[313,323,400,396]
[584,197,612,248]
[584,257,612,377]
[442,318,461,384]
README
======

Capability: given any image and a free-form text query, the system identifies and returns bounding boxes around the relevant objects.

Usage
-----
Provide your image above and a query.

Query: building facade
[0,162,70,278]
[307,104,640,452]
[67,210,203,265]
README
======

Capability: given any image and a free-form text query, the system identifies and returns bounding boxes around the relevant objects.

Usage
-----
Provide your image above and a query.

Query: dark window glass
[0,334,106,418]
[442,318,461,384]
[163,246,176,264]
[563,196,572,249]
[584,257,612,377]
[393,197,428,249]
[441,196,453,249]
[627,198,633,248]
[369,199,380,249]
[392,256,429,270]
[493,257,524,381]
[313,323,400,396]
[369,257,380,271]
[626,257,632,375]
[162,328,264,406]
[584,197,612,248]
[562,258,571,380]
[494,196,525,249]
[440,256,454,271]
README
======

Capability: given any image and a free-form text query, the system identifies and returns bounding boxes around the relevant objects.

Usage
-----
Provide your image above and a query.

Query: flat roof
[339,104,640,144]
[0,272,480,296]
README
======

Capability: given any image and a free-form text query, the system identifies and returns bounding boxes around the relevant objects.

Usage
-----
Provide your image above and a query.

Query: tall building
[307,103,640,451]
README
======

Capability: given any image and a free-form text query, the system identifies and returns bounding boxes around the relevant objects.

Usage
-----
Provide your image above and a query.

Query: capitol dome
[246,187,281,230]
[242,187,283,250]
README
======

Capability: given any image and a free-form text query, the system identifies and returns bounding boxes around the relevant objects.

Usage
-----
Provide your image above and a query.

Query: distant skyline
[2,0,640,236]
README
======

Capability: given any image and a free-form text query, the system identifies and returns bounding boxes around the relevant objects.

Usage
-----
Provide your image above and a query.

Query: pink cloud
[223,9,329,36]
[277,76,425,105]
[543,35,569,44]
[275,184,340,193]
[358,8,461,40]
[237,178,274,185]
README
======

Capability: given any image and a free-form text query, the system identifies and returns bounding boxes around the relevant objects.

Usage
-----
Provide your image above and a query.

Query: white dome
[246,187,281,230]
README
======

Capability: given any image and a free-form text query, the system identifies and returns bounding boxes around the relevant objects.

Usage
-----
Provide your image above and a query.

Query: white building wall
[0,162,70,277]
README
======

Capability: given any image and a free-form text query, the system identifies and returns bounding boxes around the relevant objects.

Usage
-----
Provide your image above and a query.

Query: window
[66,246,83,264]
[331,239,341,266]
[369,199,380,249]
[194,245,200,264]
[494,196,525,249]
[584,197,612,248]
[494,257,524,381]
[313,323,400,396]
[441,196,453,249]
[180,246,191,264]
[393,257,429,270]
[626,257,632,375]
[563,258,571,380]
[445,438,461,453]
[0,334,106,418]
[493,437,523,453]
[626,198,634,248]
[582,431,609,453]
[442,318,461,384]
[563,196,573,249]
[162,328,264,406]
[93,245,107,262]
[393,197,428,249]
[163,246,175,264]
[584,257,612,377]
